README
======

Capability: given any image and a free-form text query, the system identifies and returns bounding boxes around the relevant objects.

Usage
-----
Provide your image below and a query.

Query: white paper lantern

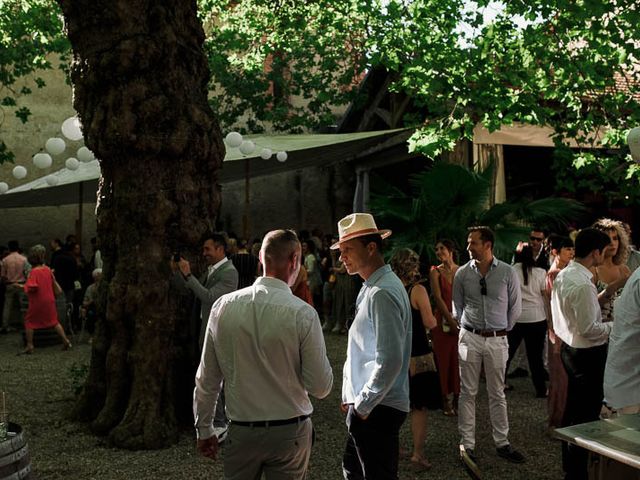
[65,157,80,170]
[45,175,59,186]
[225,131,243,148]
[0,182,8,194]
[12,166,27,179]
[61,116,83,141]
[260,148,272,160]
[33,152,53,169]
[45,137,66,155]
[628,127,640,163]
[77,146,95,163]
[239,140,256,155]
[276,151,288,163]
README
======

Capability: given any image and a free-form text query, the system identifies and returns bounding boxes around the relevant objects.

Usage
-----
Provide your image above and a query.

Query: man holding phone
[172,232,238,441]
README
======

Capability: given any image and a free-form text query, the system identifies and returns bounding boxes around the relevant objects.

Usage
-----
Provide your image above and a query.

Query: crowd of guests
[3,213,640,479]
[185,215,639,480]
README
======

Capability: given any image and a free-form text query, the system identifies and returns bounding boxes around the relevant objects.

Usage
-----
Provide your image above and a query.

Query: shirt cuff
[196,425,215,440]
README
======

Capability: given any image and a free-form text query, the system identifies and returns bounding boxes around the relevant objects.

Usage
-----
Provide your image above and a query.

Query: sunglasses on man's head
[480,277,487,296]
[529,236,544,242]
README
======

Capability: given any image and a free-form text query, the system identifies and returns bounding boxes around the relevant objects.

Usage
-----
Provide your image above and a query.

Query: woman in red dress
[22,244,72,354]
[429,239,460,416]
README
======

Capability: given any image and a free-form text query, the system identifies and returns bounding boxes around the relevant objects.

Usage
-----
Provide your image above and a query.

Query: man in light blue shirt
[331,213,412,480]
[453,226,524,467]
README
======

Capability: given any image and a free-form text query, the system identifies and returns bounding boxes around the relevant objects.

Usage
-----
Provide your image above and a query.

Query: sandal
[62,341,72,351]
[443,408,457,417]
[410,456,432,471]
[18,347,34,356]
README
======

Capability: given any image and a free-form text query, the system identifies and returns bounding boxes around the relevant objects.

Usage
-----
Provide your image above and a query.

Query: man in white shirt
[551,227,612,480]
[604,267,640,414]
[193,229,333,479]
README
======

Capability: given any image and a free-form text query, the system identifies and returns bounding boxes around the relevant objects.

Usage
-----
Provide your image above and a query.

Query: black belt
[231,415,309,427]
[463,324,507,337]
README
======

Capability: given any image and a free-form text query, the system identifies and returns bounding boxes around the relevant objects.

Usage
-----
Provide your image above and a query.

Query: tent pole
[243,158,250,240]
[76,182,84,247]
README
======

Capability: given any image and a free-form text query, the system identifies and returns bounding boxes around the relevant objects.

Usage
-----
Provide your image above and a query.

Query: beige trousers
[223,418,313,480]
[458,328,510,450]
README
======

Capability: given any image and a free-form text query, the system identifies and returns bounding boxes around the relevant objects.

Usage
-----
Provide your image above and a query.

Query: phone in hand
[173,252,181,262]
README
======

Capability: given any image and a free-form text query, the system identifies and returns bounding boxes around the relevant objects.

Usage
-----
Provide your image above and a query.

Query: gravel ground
[0,330,563,479]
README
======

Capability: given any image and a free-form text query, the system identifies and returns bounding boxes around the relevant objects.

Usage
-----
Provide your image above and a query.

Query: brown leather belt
[463,325,507,337]
[232,415,309,427]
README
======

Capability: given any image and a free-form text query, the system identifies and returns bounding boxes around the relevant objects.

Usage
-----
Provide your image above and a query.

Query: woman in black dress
[390,248,441,471]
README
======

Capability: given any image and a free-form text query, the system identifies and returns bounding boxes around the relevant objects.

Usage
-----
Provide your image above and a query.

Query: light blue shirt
[342,265,412,416]
[604,268,640,409]
[452,257,522,331]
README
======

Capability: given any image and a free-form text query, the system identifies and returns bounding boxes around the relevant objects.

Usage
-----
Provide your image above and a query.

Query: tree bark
[56,0,222,449]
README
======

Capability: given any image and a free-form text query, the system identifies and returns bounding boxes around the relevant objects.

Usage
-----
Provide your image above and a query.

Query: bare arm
[429,268,456,329]
[412,284,437,330]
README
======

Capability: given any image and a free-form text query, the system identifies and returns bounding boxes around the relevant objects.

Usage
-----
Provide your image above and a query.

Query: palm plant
[370,162,587,265]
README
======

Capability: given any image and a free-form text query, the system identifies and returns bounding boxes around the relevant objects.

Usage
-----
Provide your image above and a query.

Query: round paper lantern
[45,175,59,186]
[12,166,27,179]
[225,131,243,148]
[45,137,66,155]
[0,182,8,194]
[628,127,640,163]
[77,146,95,162]
[61,116,83,141]
[33,153,53,169]
[239,140,256,155]
[260,148,272,160]
[276,151,288,163]
[65,157,80,170]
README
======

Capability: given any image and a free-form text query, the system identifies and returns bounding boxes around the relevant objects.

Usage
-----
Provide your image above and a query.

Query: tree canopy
[1,0,639,200]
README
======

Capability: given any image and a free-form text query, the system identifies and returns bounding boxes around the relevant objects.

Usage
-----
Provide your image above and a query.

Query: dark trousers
[342,404,407,480]
[560,342,608,480]
[506,320,548,396]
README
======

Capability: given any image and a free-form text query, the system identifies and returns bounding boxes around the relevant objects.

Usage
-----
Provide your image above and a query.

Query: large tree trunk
[56,0,223,449]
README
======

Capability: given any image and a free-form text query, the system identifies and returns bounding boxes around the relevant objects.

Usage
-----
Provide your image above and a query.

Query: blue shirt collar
[470,256,498,274]
[364,264,392,287]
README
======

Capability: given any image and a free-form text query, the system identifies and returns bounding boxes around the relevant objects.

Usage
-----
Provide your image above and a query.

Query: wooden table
[554,414,640,479]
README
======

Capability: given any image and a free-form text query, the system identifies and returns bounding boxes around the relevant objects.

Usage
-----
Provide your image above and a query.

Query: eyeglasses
[529,236,544,242]
[479,277,487,296]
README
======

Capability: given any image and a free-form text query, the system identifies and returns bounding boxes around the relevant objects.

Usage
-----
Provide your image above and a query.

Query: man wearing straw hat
[331,213,412,480]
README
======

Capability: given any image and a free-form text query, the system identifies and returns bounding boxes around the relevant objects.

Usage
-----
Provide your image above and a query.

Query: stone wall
[1,203,97,255]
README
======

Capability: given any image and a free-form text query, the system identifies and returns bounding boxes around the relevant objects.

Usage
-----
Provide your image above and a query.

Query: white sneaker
[213,426,228,444]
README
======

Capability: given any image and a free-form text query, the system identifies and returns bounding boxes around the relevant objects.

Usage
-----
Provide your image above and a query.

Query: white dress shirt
[513,264,547,323]
[604,268,640,409]
[207,256,228,280]
[193,276,333,439]
[551,261,611,348]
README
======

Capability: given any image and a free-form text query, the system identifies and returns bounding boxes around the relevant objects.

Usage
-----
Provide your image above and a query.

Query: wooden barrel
[0,423,32,480]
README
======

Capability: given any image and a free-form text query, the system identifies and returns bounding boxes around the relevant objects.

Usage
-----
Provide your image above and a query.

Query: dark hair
[547,235,573,252]
[574,228,611,259]
[355,234,383,252]
[467,226,494,248]
[51,238,62,248]
[203,232,227,251]
[8,240,19,252]
[514,244,535,286]
[304,239,317,254]
[436,239,456,252]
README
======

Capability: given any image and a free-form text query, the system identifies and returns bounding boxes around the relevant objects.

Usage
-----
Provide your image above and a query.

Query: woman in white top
[506,244,548,398]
